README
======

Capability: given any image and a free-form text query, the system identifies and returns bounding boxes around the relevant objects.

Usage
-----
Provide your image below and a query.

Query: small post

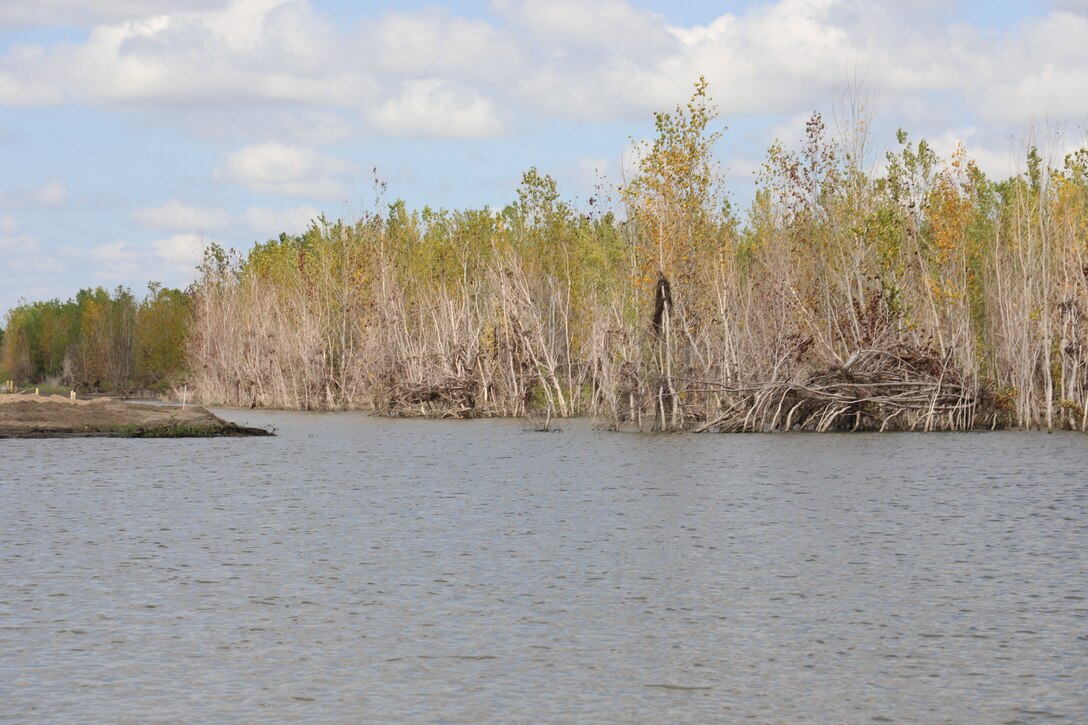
[35,387,39,396]
[182,384,188,410]
[70,390,76,400]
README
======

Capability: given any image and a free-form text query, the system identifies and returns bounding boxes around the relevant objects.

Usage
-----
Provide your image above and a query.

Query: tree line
[0,284,189,393]
[4,79,1087,430]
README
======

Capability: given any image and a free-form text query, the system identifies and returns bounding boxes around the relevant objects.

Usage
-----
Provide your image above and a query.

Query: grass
[115,421,273,438]
[3,384,72,396]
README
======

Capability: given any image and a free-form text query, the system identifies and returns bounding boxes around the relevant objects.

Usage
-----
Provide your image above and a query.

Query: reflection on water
[2,412,1086,722]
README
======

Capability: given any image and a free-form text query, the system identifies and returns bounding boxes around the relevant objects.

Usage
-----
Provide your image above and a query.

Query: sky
[1,0,1087,315]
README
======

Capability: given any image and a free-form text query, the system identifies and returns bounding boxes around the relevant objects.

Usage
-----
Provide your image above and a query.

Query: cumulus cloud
[0,0,361,109]
[2,0,1087,138]
[3,253,62,274]
[85,241,146,281]
[0,1,221,28]
[215,142,356,199]
[0,232,64,312]
[152,232,206,265]
[30,179,67,206]
[83,235,205,287]
[494,0,677,61]
[0,179,68,208]
[371,80,505,138]
[364,8,518,83]
[0,232,35,251]
[241,205,321,236]
[169,108,356,145]
[1050,0,1088,14]
[0,51,64,106]
[132,200,230,230]
[0,231,51,291]
[964,12,1088,124]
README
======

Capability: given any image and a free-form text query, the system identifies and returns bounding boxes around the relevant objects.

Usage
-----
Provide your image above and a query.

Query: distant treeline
[0,284,189,393]
[4,79,1087,430]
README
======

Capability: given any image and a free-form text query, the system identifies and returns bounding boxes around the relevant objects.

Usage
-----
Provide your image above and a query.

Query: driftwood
[689,345,979,432]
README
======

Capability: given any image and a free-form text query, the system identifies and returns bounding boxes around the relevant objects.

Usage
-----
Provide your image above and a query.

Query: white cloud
[152,232,205,266]
[721,156,762,185]
[82,235,205,287]
[0,213,18,234]
[89,240,138,263]
[31,179,67,206]
[926,126,1085,182]
[364,8,519,83]
[132,200,230,230]
[27,255,61,274]
[0,232,35,251]
[0,179,68,208]
[169,109,356,145]
[0,0,362,109]
[494,0,676,58]
[84,241,146,281]
[1,0,1084,139]
[371,80,505,138]
[967,14,1088,124]
[0,0,1085,202]
[574,156,615,186]
[241,205,320,237]
[1051,0,1088,14]
[0,48,64,106]
[0,1,221,28]
[4,248,64,276]
[215,142,355,199]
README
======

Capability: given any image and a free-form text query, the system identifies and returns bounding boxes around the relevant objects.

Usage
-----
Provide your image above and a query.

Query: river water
[1,411,1086,723]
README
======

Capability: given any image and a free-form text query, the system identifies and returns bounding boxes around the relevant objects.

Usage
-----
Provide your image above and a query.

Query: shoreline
[169,403,1081,434]
[0,394,272,439]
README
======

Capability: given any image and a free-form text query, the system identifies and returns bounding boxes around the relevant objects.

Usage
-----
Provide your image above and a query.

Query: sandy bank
[0,395,271,438]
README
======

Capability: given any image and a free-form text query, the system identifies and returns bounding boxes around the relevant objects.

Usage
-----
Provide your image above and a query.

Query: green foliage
[1,298,78,383]
[116,421,268,438]
[135,284,191,389]
[882,129,940,217]
[1,284,190,391]
[623,75,725,289]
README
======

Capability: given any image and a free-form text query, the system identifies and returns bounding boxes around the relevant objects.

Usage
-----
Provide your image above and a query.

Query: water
[2,412,1086,723]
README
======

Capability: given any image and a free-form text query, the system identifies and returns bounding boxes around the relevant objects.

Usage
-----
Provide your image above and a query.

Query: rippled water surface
[2,412,1087,723]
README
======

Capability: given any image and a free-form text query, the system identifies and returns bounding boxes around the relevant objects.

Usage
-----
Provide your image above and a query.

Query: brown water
[2,412,1086,723]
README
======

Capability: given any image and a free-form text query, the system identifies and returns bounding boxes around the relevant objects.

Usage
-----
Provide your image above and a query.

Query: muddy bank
[0,395,271,438]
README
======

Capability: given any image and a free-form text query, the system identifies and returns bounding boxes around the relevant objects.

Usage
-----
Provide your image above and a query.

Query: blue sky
[1,0,1087,315]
